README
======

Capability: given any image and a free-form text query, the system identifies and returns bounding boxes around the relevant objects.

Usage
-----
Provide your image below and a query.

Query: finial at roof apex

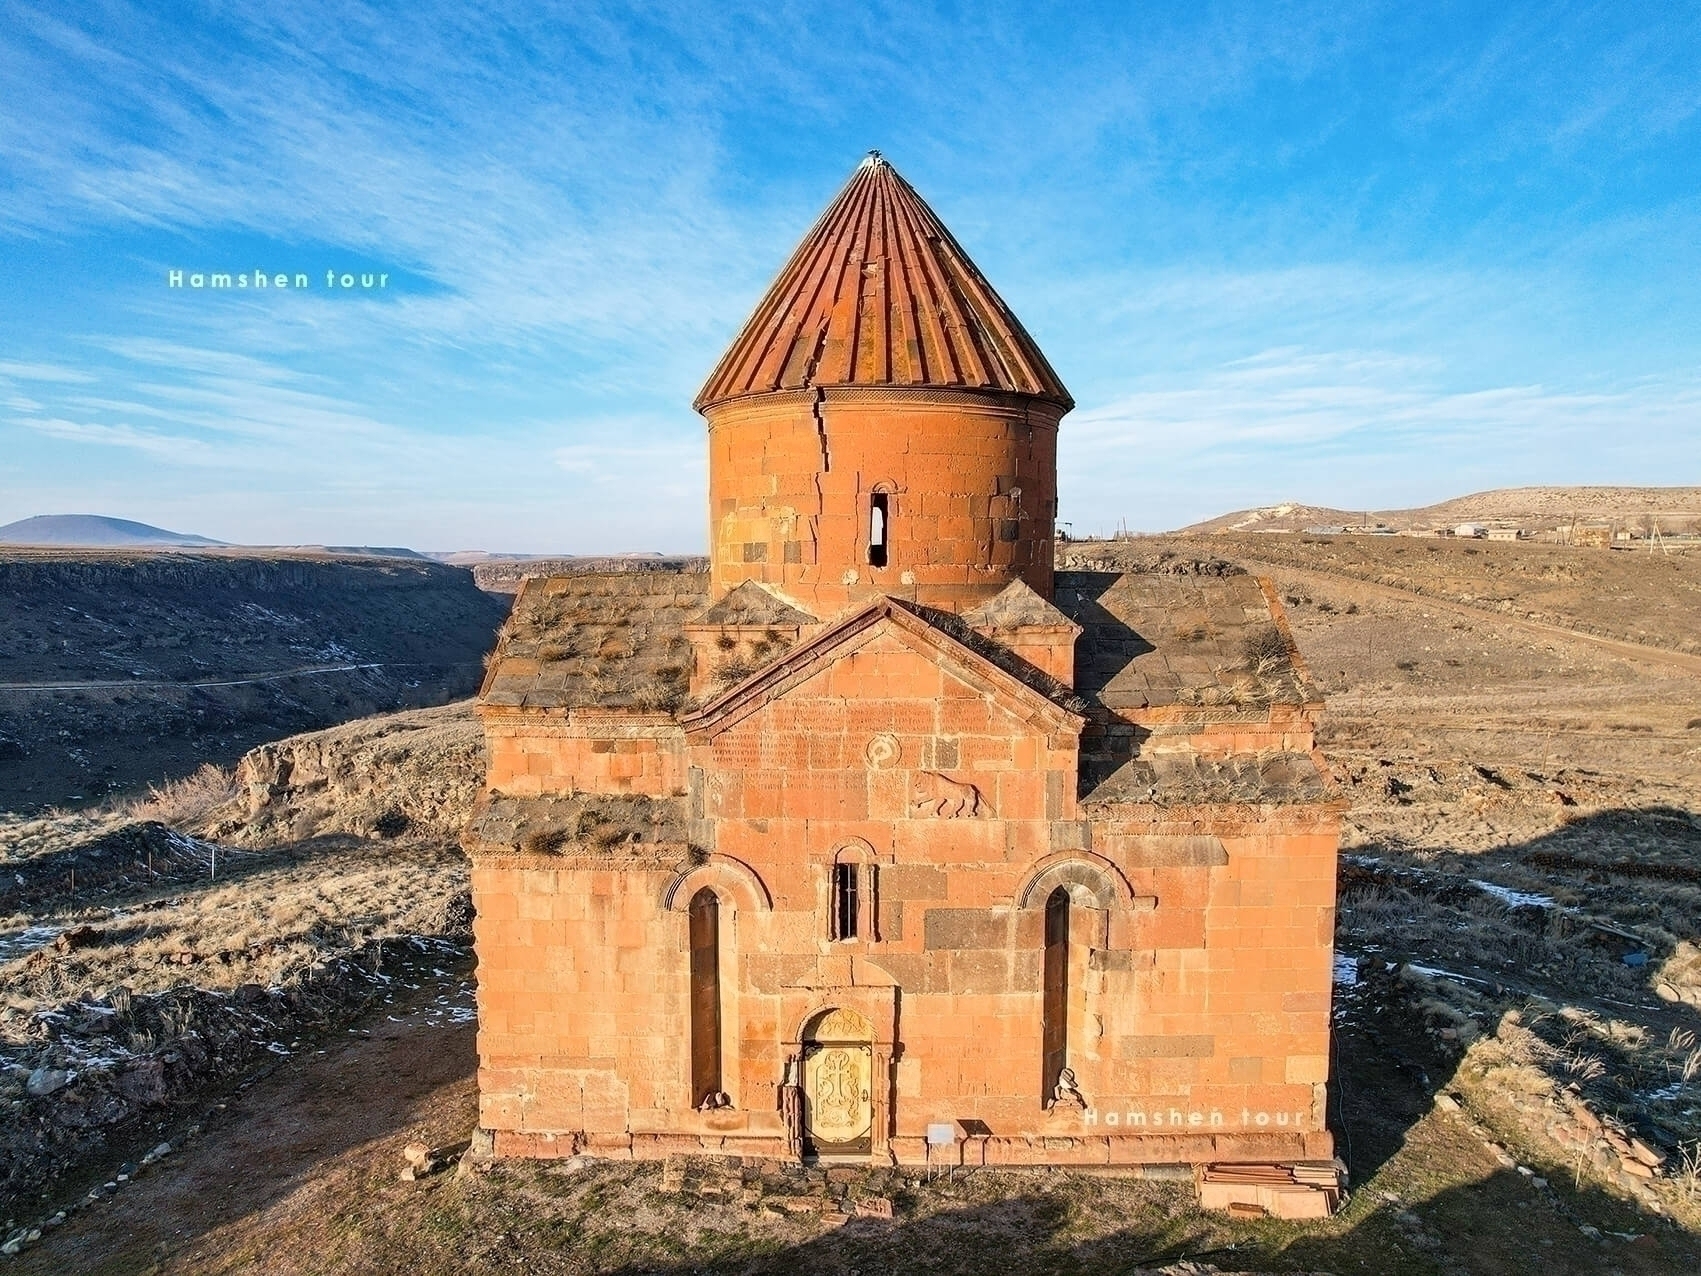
[861,149,886,167]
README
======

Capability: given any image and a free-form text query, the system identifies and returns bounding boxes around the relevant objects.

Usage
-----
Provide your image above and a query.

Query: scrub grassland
[1,532,1699,1274]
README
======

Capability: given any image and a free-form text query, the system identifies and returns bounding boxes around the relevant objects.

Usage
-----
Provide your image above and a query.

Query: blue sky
[1,2,1697,551]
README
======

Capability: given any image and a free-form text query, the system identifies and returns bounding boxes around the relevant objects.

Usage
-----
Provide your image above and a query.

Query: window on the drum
[867,492,889,568]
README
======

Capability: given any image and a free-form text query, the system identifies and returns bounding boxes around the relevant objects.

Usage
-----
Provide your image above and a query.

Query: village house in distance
[465,153,1345,1212]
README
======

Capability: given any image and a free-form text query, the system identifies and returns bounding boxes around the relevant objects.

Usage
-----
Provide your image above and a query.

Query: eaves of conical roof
[695,152,1073,413]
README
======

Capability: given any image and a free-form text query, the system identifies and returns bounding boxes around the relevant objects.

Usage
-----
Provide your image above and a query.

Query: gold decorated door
[800,1008,873,1156]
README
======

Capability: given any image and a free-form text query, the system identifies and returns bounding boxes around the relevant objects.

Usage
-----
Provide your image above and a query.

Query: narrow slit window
[1041,886,1069,1101]
[688,888,722,1107]
[867,493,889,568]
[832,862,860,940]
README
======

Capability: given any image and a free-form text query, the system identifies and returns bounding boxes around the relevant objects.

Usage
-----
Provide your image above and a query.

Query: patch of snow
[1332,953,1360,987]
[1404,963,1494,987]
[239,602,305,628]
[1642,1083,1684,1103]
[0,925,62,963]
[64,1054,125,1071]
[1471,879,1554,909]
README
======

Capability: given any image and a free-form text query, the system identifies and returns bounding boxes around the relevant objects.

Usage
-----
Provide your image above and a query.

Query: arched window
[832,862,859,939]
[1041,886,1069,1100]
[688,888,722,1107]
[867,492,889,568]
[828,842,879,942]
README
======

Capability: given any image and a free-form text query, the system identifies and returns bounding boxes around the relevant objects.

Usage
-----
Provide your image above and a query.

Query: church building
[465,154,1343,1187]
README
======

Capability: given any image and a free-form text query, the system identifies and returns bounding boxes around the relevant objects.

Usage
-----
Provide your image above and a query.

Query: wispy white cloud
[1060,347,1701,531]
[554,436,702,485]
[16,416,220,465]
[0,360,97,383]
[2,2,1698,547]
[1072,348,1701,455]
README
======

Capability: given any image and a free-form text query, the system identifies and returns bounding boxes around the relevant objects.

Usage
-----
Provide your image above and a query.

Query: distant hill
[1175,486,1701,535]
[427,550,553,566]
[272,545,428,560]
[0,514,225,547]
[426,551,673,565]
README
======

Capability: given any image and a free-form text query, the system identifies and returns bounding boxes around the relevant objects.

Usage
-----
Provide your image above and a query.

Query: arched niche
[1017,851,1149,951]
[803,1004,873,1043]
[778,980,899,1161]
[1016,851,1137,913]
[663,854,772,915]
[831,837,879,866]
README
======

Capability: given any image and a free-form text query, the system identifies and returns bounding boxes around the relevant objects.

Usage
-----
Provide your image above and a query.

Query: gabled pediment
[686,579,816,629]
[680,596,1086,743]
[962,578,1081,635]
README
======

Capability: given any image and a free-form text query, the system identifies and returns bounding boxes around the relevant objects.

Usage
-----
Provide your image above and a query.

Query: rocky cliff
[0,550,505,812]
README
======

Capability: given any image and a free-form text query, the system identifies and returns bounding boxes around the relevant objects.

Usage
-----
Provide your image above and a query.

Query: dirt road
[13,967,478,1276]
[0,662,436,693]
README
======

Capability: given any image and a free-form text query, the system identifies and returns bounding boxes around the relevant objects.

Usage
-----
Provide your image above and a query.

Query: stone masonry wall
[470,627,1338,1166]
[705,388,1062,616]
[483,715,686,798]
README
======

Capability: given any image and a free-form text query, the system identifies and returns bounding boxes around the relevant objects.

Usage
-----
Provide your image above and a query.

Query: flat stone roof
[466,792,688,857]
[1056,568,1318,714]
[1083,750,1330,808]
[479,570,707,711]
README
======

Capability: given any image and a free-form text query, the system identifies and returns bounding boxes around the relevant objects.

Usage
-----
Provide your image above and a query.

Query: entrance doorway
[800,1006,873,1158]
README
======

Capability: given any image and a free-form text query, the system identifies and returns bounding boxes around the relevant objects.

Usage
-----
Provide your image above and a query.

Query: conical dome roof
[695,153,1072,412]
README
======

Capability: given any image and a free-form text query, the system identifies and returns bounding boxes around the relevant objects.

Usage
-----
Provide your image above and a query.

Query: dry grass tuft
[0,837,468,1020]
[124,764,238,829]
[1241,624,1289,669]
[522,828,569,855]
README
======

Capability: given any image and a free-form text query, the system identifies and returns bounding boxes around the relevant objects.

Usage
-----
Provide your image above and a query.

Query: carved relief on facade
[909,770,985,818]
[864,732,901,767]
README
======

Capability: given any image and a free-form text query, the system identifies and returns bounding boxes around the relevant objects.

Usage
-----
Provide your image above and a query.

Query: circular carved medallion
[864,733,901,768]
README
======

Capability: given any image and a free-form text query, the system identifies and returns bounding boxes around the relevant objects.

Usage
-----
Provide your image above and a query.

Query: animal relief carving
[910,771,986,818]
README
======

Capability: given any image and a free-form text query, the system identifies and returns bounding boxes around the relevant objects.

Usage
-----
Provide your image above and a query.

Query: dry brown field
[1,533,1698,1273]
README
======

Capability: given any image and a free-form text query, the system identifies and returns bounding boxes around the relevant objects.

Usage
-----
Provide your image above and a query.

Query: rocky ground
[1,969,1691,1274]
[0,705,484,1227]
[0,533,1698,1271]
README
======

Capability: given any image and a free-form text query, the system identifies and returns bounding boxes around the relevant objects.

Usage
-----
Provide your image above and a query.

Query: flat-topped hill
[1177,486,1701,535]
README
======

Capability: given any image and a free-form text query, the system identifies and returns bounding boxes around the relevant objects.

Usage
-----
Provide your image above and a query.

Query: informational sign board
[926,1123,956,1147]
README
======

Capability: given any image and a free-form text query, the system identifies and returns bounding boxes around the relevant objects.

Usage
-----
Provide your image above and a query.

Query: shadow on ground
[590,1167,1696,1276]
